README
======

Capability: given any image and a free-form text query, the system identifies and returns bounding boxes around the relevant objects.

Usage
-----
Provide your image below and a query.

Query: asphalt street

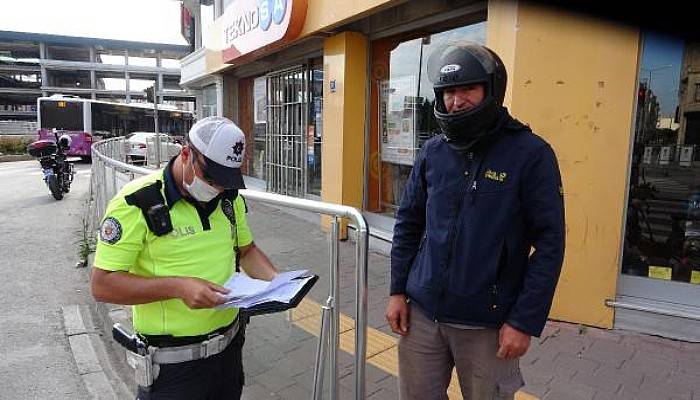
[0,160,94,399]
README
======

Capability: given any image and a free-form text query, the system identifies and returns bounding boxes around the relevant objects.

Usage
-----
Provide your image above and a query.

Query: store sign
[221,0,307,63]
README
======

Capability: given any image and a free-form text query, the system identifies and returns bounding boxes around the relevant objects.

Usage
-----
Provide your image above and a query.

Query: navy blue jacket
[390,113,565,337]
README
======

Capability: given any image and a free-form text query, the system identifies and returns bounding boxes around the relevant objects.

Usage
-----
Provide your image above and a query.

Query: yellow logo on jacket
[485,170,507,182]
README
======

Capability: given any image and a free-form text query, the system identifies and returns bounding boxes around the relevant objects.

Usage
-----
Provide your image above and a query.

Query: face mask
[183,155,220,202]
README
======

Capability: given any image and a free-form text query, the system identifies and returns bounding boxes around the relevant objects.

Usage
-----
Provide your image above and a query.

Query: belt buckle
[201,334,224,358]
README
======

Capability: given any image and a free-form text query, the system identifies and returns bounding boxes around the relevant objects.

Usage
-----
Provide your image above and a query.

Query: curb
[93,298,135,389]
[86,254,136,395]
[0,154,33,162]
[72,252,134,399]
[62,305,123,400]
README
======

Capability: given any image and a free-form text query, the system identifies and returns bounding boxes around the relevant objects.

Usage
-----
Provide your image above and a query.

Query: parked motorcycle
[27,131,75,200]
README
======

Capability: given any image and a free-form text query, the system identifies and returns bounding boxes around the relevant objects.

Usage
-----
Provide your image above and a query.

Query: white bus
[37,95,194,159]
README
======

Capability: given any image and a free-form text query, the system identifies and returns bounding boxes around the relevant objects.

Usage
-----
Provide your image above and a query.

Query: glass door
[619,32,700,312]
[367,22,487,216]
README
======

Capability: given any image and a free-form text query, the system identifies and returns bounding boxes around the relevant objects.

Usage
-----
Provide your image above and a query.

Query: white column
[216,75,224,117]
[39,42,48,97]
[157,53,164,105]
[124,50,130,103]
[195,91,204,120]
[89,47,97,99]
[193,2,202,50]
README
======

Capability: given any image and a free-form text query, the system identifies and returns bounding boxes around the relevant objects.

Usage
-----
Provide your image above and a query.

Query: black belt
[142,318,240,348]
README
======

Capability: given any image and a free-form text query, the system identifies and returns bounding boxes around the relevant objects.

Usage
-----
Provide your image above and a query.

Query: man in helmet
[91,116,279,399]
[386,42,565,399]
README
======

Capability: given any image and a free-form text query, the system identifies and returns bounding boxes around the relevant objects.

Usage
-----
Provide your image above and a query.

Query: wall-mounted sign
[253,76,267,124]
[379,76,420,166]
[180,3,195,46]
[221,0,307,63]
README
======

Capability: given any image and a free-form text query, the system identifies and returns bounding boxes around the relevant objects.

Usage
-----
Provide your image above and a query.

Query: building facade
[0,31,195,135]
[181,0,700,341]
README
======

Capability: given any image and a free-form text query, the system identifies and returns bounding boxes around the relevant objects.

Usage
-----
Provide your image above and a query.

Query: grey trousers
[398,304,524,400]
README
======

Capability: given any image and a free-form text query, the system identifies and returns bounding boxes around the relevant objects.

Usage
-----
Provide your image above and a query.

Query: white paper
[217,269,311,309]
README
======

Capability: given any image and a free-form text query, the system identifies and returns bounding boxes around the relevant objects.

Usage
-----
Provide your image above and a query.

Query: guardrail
[90,137,370,400]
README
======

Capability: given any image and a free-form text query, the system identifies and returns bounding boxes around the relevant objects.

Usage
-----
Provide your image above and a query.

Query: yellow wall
[321,32,368,230]
[488,1,641,328]
[301,0,400,36]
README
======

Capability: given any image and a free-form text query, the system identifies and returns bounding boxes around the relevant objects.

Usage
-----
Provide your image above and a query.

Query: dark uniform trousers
[136,328,245,400]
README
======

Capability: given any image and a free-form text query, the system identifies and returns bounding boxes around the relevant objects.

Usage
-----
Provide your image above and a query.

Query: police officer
[91,116,278,399]
[386,42,566,399]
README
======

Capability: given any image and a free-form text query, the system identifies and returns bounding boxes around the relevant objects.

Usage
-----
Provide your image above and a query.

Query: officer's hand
[497,323,531,360]
[178,277,230,309]
[385,294,410,336]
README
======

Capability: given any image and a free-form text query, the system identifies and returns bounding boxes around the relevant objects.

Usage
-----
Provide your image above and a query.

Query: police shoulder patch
[100,217,122,244]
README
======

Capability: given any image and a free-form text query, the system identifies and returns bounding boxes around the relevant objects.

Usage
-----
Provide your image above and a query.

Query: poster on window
[254,76,267,124]
[380,75,419,166]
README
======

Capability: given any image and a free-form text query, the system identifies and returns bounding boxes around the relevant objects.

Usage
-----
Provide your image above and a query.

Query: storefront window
[202,84,217,118]
[307,65,323,196]
[623,32,700,285]
[251,76,267,180]
[368,22,486,215]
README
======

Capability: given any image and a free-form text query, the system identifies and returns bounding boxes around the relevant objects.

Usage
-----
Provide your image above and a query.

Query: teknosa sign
[221,0,307,63]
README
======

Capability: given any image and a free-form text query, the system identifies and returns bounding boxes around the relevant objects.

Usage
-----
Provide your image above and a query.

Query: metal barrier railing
[90,138,370,400]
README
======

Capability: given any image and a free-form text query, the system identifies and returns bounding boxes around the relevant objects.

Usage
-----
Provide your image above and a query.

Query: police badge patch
[100,217,122,244]
[221,199,236,225]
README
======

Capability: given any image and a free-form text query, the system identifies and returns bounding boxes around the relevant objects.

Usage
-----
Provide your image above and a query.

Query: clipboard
[240,274,319,317]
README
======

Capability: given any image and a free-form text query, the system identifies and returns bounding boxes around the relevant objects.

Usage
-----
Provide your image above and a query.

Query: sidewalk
[102,199,700,400]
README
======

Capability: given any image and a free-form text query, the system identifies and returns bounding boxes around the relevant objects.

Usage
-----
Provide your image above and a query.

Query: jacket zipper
[491,240,507,311]
[490,284,499,311]
[418,232,427,251]
[436,153,478,321]
[470,180,478,205]
[447,154,476,269]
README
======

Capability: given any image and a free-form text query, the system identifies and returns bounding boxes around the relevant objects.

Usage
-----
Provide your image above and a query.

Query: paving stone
[618,384,687,400]
[279,345,318,369]
[581,339,635,369]
[254,366,296,393]
[522,382,549,398]
[592,390,622,400]
[571,370,622,395]
[276,383,312,400]
[521,364,556,386]
[593,365,644,387]
[678,356,700,377]
[242,383,281,400]
[546,376,596,400]
[544,388,594,400]
[625,353,679,378]
[554,353,601,375]
[668,371,700,392]
[291,369,315,392]
[640,376,694,400]
[254,342,293,366]
[244,354,273,378]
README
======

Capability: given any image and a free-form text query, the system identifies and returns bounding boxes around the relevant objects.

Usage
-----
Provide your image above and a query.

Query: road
[0,160,94,399]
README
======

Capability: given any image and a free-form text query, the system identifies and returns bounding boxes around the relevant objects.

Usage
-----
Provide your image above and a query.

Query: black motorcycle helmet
[58,134,72,150]
[427,41,507,145]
